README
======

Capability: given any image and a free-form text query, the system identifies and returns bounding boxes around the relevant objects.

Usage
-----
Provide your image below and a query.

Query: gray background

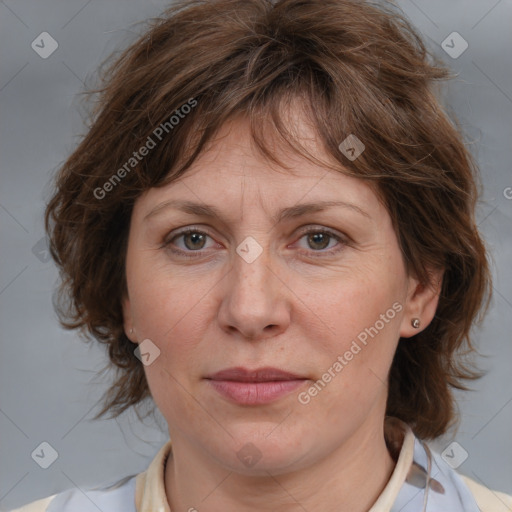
[1,0,511,509]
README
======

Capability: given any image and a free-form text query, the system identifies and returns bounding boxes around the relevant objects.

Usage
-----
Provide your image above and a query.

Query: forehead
[182,109,334,178]
[134,113,384,223]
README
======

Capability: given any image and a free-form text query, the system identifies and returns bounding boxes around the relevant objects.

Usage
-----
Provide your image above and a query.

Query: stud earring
[129,328,134,335]
[411,318,421,329]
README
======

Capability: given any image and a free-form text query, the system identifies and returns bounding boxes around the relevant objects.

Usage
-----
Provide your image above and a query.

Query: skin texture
[123,111,442,512]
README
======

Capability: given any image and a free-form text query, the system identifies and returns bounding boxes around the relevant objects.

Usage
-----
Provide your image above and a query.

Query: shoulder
[9,494,56,512]
[460,474,512,512]
[428,446,512,512]
[9,441,172,512]
[8,474,138,512]
[390,423,512,512]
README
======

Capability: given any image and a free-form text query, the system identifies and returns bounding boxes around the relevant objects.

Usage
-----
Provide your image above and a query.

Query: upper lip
[206,367,305,382]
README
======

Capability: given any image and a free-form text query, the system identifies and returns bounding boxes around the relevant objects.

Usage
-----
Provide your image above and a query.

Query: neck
[164,416,396,512]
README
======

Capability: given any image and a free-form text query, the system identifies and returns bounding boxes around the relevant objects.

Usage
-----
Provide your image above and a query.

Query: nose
[217,244,291,341]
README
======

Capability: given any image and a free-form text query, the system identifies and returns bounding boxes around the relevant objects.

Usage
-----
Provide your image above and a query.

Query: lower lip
[207,379,306,405]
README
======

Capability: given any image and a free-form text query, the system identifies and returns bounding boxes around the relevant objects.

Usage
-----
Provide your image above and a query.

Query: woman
[13,0,512,510]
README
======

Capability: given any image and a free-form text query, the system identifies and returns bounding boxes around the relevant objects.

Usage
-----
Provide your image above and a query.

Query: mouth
[207,366,306,382]
[205,367,308,405]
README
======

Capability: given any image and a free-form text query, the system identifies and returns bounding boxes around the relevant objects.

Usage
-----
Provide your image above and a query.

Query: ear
[399,268,443,338]
[122,295,137,343]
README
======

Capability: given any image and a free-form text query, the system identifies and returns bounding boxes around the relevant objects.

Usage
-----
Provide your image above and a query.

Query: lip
[205,367,308,405]
[207,367,304,382]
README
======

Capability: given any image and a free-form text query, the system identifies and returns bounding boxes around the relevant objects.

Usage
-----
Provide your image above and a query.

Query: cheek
[127,263,221,383]
[305,264,404,350]
[128,257,200,335]
[298,259,404,407]
[133,275,210,420]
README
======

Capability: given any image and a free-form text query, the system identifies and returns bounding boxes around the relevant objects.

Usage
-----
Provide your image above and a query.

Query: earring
[129,328,134,335]
[411,318,421,329]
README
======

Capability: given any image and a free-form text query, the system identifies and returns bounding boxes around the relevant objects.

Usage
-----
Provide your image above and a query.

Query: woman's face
[123,113,437,475]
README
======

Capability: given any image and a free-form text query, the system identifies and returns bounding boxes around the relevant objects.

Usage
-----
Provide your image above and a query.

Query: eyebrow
[143,199,371,223]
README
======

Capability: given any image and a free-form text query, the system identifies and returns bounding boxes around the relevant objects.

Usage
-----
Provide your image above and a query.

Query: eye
[163,228,217,257]
[294,228,346,256]
[162,226,347,259]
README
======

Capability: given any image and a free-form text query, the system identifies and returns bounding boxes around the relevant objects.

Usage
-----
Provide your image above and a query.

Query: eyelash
[162,226,347,259]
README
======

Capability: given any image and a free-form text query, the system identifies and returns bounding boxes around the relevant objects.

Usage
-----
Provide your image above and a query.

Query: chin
[209,429,312,475]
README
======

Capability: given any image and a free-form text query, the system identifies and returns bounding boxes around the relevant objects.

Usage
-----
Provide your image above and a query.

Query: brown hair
[45,0,491,439]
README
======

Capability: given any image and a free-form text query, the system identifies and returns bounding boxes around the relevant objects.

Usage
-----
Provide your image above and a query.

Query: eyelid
[165,224,347,241]
[294,225,346,240]
[164,225,209,241]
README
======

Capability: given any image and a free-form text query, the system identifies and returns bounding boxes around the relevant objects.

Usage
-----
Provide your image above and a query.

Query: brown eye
[182,232,207,250]
[294,228,347,258]
[306,232,331,251]
[163,228,216,258]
